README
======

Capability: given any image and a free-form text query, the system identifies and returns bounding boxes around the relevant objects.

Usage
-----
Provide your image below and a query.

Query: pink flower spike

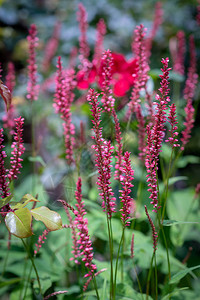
[8,117,25,181]
[144,205,158,254]
[93,19,106,70]
[87,89,116,218]
[53,56,76,165]
[74,177,96,278]
[129,24,149,113]
[100,49,115,113]
[174,31,186,76]
[119,152,134,226]
[34,229,49,256]
[165,103,180,148]
[181,36,198,151]
[27,24,39,101]
[0,129,10,199]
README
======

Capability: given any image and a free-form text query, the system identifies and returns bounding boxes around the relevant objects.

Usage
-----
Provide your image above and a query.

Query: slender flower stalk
[8,117,25,181]
[27,24,39,102]
[129,24,149,160]
[145,58,171,211]
[119,152,134,227]
[93,19,106,70]
[0,129,10,199]
[42,21,61,72]
[83,268,107,292]
[181,36,198,151]
[64,204,80,263]
[174,31,186,76]
[100,50,115,113]
[131,233,134,259]
[34,229,49,256]
[165,103,180,148]
[100,50,123,180]
[144,205,158,254]
[77,3,91,73]
[54,56,76,164]
[88,89,116,218]
[146,2,163,60]
[74,177,96,278]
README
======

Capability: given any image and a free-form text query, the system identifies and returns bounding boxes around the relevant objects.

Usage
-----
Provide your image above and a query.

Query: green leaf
[0,195,13,208]
[10,194,40,209]
[28,156,46,167]
[31,206,62,231]
[169,265,200,284]
[168,176,188,186]
[163,220,199,226]
[5,207,33,238]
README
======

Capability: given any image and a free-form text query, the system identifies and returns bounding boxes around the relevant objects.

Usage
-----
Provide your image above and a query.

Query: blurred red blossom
[77,52,138,97]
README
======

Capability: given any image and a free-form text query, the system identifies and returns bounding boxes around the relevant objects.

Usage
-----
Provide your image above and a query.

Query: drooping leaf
[0,195,13,208]
[0,80,12,111]
[163,220,199,226]
[169,265,200,284]
[10,194,40,209]
[5,207,33,238]
[31,206,62,231]
[28,156,46,167]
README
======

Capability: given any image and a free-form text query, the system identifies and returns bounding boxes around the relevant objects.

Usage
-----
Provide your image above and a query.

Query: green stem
[146,253,155,300]
[22,265,32,300]
[21,239,42,296]
[92,274,100,300]
[114,227,125,297]
[154,254,158,300]
[133,263,144,300]
[106,216,114,299]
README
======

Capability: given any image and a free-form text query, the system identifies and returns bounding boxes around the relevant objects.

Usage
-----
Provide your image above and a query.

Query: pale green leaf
[169,265,200,284]
[10,194,40,209]
[5,207,33,238]
[0,195,13,208]
[31,206,62,231]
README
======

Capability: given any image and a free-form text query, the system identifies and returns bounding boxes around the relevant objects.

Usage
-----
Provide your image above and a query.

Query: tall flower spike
[74,177,96,278]
[42,21,61,72]
[100,50,115,113]
[8,117,25,181]
[181,36,198,151]
[77,3,90,70]
[0,129,10,199]
[88,89,116,218]
[130,24,149,112]
[119,152,134,226]
[27,24,39,101]
[146,2,163,60]
[144,205,158,254]
[165,103,180,148]
[129,25,149,161]
[53,57,76,164]
[93,19,106,70]
[145,58,171,212]
[174,31,186,76]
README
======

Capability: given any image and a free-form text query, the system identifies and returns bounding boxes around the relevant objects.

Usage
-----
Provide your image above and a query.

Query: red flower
[77,52,137,97]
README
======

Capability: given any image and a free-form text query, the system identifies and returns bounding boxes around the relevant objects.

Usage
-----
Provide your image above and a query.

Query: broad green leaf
[169,265,200,284]
[0,195,13,208]
[5,207,33,238]
[163,220,199,226]
[31,206,62,231]
[10,194,40,209]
